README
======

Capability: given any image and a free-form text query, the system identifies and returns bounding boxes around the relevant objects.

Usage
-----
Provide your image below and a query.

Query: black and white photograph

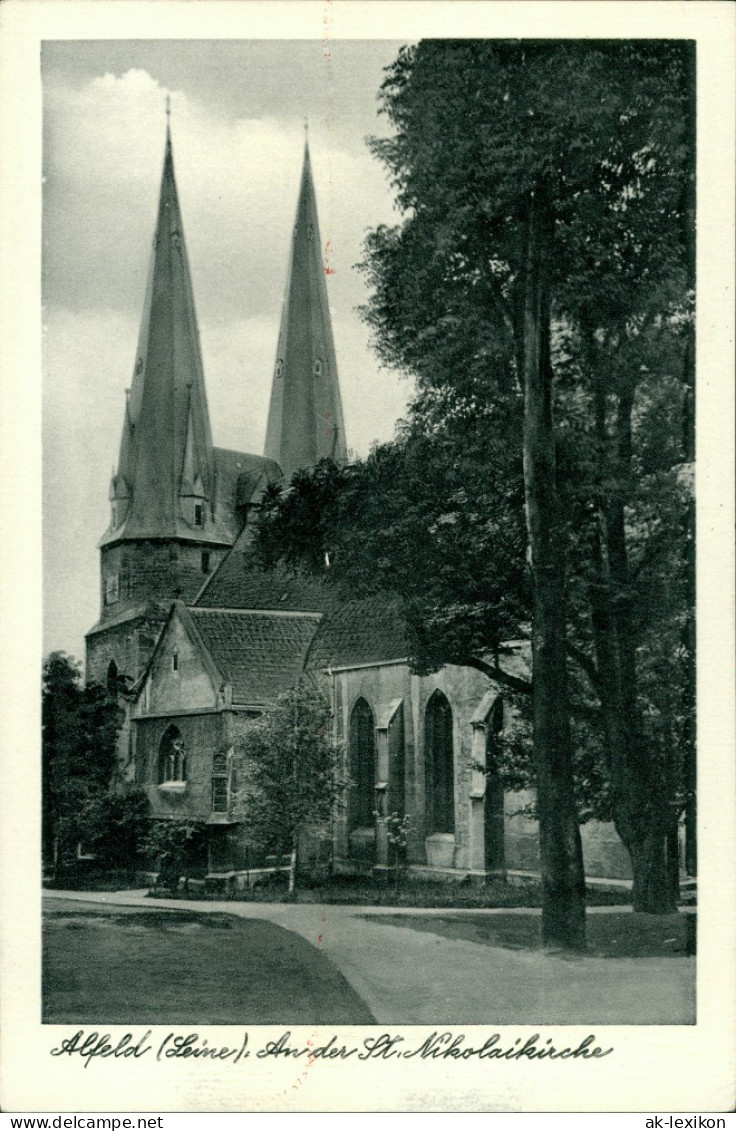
[1,0,734,1117]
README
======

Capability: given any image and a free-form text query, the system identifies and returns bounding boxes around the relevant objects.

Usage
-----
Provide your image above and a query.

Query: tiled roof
[187,609,321,706]
[195,528,410,672]
[305,596,408,670]
[195,531,334,612]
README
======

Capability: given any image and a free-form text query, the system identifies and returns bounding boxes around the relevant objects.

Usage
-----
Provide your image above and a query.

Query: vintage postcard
[0,0,734,1116]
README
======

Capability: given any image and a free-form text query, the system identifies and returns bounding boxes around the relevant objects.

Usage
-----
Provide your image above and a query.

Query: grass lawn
[151,874,643,909]
[42,899,374,1025]
[362,909,696,958]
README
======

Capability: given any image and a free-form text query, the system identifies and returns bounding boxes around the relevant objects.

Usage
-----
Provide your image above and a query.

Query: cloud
[44,67,397,323]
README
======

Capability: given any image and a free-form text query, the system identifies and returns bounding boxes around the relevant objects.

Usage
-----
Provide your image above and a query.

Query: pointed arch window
[211,750,230,814]
[425,690,455,834]
[313,359,323,379]
[158,725,186,784]
[106,660,118,695]
[487,699,504,761]
[485,698,505,873]
[349,698,376,830]
[276,359,284,380]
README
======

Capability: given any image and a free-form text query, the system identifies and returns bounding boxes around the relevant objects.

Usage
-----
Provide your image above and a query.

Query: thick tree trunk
[590,581,679,913]
[587,377,679,914]
[628,826,681,914]
[522,185,586,951]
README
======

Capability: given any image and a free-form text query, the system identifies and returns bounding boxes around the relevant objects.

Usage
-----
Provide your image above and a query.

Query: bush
[76,786,150,870]
[143,819,208,888]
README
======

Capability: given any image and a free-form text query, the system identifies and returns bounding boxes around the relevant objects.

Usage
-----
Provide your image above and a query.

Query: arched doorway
[158,725,186,784]
[348,698,376,862]
[425,690,455,835]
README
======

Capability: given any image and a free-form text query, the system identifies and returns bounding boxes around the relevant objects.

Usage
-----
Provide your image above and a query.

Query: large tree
[258,40,694,935]
[361,41,693,926]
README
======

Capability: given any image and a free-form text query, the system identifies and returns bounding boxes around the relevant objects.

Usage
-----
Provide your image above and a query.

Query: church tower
[264,136,348,480]
[86,118,267,687]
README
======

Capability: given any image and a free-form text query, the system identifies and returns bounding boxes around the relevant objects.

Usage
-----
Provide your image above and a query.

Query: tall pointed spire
[264,138,348,481]
[105,113,216,543]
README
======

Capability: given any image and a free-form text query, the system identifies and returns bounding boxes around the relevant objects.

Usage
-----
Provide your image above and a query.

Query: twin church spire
[106,117,346,547]
[107,120,215,543]
[264,136,348,480]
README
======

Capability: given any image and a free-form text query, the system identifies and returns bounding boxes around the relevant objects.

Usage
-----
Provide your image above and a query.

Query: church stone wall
[141,615,218,715]
[580,820,633,880]
[333,661,498,873]
[134,711,224,821]
[333,663,414,866]
[503,790,542,872]
[410,665,499,872]
[503,791,635,880]
[85,608,167,687]
[99,541,229,624]
[86,621,138,689]
[132,704,268,880]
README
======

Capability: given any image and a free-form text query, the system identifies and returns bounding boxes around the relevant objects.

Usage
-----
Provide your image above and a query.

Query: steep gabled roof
[194,525,335,612]
[195,525,409,671]
[305,595,409,670]
[187,608,321,706]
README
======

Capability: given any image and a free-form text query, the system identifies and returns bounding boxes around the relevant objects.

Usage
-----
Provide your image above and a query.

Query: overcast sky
[42,39,412,664]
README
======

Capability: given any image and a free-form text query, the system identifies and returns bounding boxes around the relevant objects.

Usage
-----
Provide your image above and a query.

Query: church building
[86,122,633,888]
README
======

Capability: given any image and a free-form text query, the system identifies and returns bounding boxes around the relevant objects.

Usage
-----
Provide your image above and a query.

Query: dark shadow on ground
[360,911,696,959]
[43,900,375,1025]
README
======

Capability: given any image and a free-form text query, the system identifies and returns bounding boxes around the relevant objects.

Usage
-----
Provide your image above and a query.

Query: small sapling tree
[375,811,412,898]
[232,682,347,894]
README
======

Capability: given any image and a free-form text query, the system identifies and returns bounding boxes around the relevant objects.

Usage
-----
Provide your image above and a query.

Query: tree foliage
[364,40,694,921]
[42,652,150,875]
[42,652,125,870]
[75,787,151,870]
[143,818,208,887]
[257,385,529,679]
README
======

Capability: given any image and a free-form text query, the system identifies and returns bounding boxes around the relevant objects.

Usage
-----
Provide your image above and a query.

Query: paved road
[45,890,695,1025]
